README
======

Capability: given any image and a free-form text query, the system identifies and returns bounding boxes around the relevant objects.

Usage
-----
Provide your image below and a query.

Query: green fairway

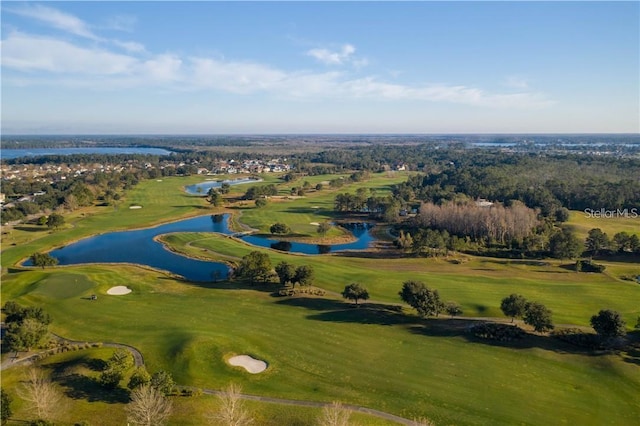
[2,172,640,425]
[160,232,640,328]
[2,265,640,425]
[566,210,640,239]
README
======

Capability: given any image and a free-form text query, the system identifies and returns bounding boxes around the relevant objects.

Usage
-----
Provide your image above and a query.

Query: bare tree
[126,384,173,426]
[208,383,253,426]
[17,367,62,421]
[318,401,351,426]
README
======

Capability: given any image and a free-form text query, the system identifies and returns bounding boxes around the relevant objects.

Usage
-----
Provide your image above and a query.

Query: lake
[25,215,375,281]
[1,147,173,160]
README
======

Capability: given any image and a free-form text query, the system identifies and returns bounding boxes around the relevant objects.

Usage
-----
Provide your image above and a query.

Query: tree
[399,281,443,318]
[341,283,370,306]
[220,182,231,194]
[275,261,296,286]
[254,198,267,208]
[523,302,554,332]
[315,183,324,191]
[128,367,152,390]
[318,401,351,426]
[586,228,609,255]
[1,388,12,425]
[208,383,253,426]
[500,294,528,323]
[270,223,291,235]
[590,309,626,340]
[46,213,65,229]
[317,221,332,237]
[445,301,463,317]
[208,188,224,207]
[549,228,583,259]
[100,348,133,389]
[150,371,175,396]
[17,368,61,422]
[236,251,272,284]
[29,253,58,269]
[126,384,173,426]
[293,265,314,286]
[2,303,51,352]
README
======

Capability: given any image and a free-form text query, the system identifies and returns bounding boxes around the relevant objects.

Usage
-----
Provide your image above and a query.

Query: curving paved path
[1,333,415,425]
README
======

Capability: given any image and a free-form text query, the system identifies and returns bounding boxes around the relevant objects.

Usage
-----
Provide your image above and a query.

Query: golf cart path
[1,333,415,425]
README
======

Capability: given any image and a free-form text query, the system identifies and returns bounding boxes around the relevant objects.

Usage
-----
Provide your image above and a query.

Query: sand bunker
[129,205,142,209]
[228,355,267,374]
[107,286,132,295]
[310,222,320,226]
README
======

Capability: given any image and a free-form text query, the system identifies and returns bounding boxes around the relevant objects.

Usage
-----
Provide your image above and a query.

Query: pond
[25,215,375,282]
[184,178,263,195]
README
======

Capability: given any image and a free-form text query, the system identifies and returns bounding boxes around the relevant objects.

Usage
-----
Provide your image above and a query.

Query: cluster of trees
[398,281,463,318]
[415,201,539,245]
[390,153,640,217]
[585,228,640,255]
[99,349,134,389]
[2,302,51,353]
[334,190,401,223]
[243,184,278,200]
[275,261,315,287]
[0,166,149,222]
[234,251,316,287]
[499,294,554,332]
[29,252,58,269]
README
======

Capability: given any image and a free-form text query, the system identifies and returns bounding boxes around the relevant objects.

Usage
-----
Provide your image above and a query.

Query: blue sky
[1,1,638,134]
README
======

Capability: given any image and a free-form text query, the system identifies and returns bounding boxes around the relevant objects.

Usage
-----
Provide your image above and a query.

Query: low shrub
[468,323,525,342]
[551,328,601,349]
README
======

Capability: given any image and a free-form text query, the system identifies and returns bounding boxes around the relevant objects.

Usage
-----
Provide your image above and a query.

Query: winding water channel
[27,215,375,282]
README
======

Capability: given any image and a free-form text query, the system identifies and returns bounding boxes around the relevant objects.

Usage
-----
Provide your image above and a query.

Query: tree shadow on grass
[45,358,130,404]
[276,297,412,326]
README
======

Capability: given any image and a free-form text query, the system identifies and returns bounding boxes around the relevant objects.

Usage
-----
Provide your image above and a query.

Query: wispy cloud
[9,4,101,41]
[1,26,553,109]
[307,44,358,66]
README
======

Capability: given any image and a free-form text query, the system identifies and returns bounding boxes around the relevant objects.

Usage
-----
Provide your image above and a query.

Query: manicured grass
[233,172,411,237]
[161,232,640,328]
[566,210,640,239]
[1,348,397,425]
[3,172,640,425]
[2,265,640,425]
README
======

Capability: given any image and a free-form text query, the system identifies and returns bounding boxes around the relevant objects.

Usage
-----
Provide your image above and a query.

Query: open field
[0,348,397,425]
[2,265,640,425]
[566,210,640,239]
[161,232,640,327]
[2,171,640,425]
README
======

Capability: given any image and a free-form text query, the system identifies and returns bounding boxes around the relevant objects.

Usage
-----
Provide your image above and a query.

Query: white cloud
[1,33,136,74]
[143,54,183,82]
[113,40,146,53]
[9,4,101,41]
[307,44,357,65]
[1,32,553,109]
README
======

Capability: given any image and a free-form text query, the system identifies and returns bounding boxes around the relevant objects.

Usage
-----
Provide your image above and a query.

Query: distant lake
[1,147,173,160]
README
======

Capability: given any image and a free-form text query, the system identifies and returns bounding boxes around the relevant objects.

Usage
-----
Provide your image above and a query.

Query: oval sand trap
[107,286,132,295]
[309,222,320,226]
[228,355,267,374]
[129,205,143,209]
